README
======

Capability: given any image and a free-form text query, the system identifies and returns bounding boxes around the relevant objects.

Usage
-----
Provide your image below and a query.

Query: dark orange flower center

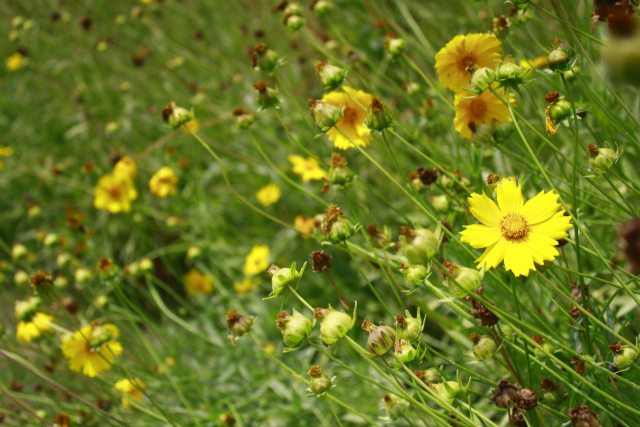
[108,185,123,199]
[342,106,358,126]
[469,99,487,120]
[458,54,477,73]
[500,213,529,240]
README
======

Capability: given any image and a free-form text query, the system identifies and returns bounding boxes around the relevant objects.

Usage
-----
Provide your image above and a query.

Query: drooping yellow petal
[521,190,561,225]
[460,224,502,249]
[496,178,523,215]
[503,241,535,277]
[468,191,503,227]
[474,237,508,270]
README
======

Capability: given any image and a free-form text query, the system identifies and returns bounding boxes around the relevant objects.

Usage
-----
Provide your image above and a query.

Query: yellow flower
[6,52,25,71]
[233,277,261,295]
[256,183,281,206]
[181,117,200,134]
[242,245,270,277]
[183,269,214,297]
[288,155,327,182]
[114,378,146,407]
[16,313,55,343]
[453,89,514,140]
[62,323,123,377]
[0,146,13,157]
[435,34,502,93]
[460,178,573,277]
[149,167,178,198]
[520,56,548,70]
[94,173,138,213]
[321,87,373,149]
[113,156,137,180]
[294,214,315,238]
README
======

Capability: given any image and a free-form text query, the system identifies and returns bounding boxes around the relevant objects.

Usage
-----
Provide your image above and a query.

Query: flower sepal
[493,55,535,97]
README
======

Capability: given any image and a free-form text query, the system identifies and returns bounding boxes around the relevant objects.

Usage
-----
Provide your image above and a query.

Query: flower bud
[56,253,72,268]
[97,257,119,280]
[383,394,409,420]
[12,243,27,260]
[383,32,407,57]
[610,341,638,369]
[307,365,332,395]
[43,233,59,247]
[89,324,113,348]
[441,261,481,297]
[187,245,202,259]
[276,310,313,349]
[315,305,352,345]
[15,269,29,286]
[540,379,564,405]
[430,381,461,404]
[328,153,353,185]
[400,264,429,287]
[395,312,423,343]
[429,195,450,213]
[283,2,303,15]
[55,274,69,289]
[284,14,305,32]
[533,335,555,360]
[15,297,41,322]
[588,144,618,173]
[308,100,343,133]
[490,16,511,39]
[548,99,572,121]
[501,325,514,341]
[30,271,54,295]
[496,55,523,80]
[162,102,194,129]
[267,264,299,293]
[394,339,419,364]
[323,205,354,243]
[491,378,519,408]
[470,332,496,361]
[365,98,393,131]
[139,257,154,271]
[226,309,254,341]
[27,203,42,217]
[398,226,438,264]
[253,81,280,110]
[310,0,332,16]
[568,404,600,427]
[547,49,569,71]
[315,61,346,92]
[511,0,529,9]
[250,43,280,73]
[361,319,396,356]
[366,224,391,249]
[415,368,442,384]
[232,108,256,129]
[468,66,496,92]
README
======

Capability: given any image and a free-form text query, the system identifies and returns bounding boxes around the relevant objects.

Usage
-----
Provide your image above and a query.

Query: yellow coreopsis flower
[460,178,573,277]
[256,183,281,206]
[94,173,138,213]
[453,89,514,140]
[321,86,373,150]
[520,56,548,71]
[183,268,214,297]
[233,277,261,295]
[62,323,123,377]
[114,378,146,407]
[0,146,13,157]
[243,245,270,277]
[294,214,315,238]
[435,34,502,93]
[181,117,200,134]
[288,155,327,182]
[149,167,178,198]
[16,312,55,343]
[6,52,25,71]
[113,156,137,180]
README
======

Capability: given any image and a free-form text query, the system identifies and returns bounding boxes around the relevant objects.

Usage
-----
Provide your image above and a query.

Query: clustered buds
[162,102,194,129]
[315,305,353,345]
[315,61,346,92]
[362,319,396,356]
[323,205,355,243]
[227,309,254,344]
[282,2,305,32]
[253,81,281,110]
[365,98,393,131]
[398,226,438,264]
[276,310,312,350]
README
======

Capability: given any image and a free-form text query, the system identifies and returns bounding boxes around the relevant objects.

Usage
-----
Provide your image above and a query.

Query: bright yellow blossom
[113,156,137,180]
[114,378,146,407]
[6,52,25,71]
[0,146,13,157]
[94,173,138,213]
[520,56,548,70]
[183,269,214,297]
[453,89,515,140]
[149,167,178,198]
[460,178,573,277]
[321,87,373,149]
[288,155,327,182]
[294,215,315,238]
[181,117,200,134]
[242,245,270,277]
[435,34,502,93]
[16,312,55,343]
[233,277,261,295]
[62,323,123,377]
[256,183,281,206]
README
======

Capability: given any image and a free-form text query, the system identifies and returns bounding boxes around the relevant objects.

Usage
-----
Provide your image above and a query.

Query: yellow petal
[460,224,502,249]
[503,241,534,277]
[474,237,508,270]
[468,191,502,227]
[496,178,523,215]
[526,232,559,265]
[521,190,561,225]
[530,211,573,240]
[545,105,557,135]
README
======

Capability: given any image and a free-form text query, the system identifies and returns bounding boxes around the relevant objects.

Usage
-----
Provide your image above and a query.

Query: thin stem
[326,396,344,427]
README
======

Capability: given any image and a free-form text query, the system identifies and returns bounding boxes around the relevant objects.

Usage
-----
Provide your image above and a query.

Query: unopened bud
[30,271,54,295]
[284,14,305,32]
[430,381,461,404]
[548,99,572,121]
[383,394,409,420]
[43,233,59,247]
[226,309,254,340]
[97,257,119,280]
[162,102,194,129]
[394,339,419,363]
[441,261,481,297]
[187,245,202,259]
[588,144,618,173]
[310,0,332,16]
[308,100,343,133]
[540,379,564,405]
[547,49,569,71]
[365,98,393,131]
[362,319,396,355]
[253,81,280,110]
[533,335,555,360]
[89,324,113,347]
[328,153,353,185]
[496,55,523,80]
[415,368,442,384]
[429,194,450,213]
[251,43,280,73]
[12,243,27,260]
[307,365,333,395]
[395,312,423,343]
[315,61,346,92]
[398,226,438,264]
[470,332,496,361]
[610,341,638,369]
[468,65,496,93]
[366,224,391,249]
[232,108,256,129]
[15,297,41,322]
[276,310,313,349]
[383,32,407,57]
[323,205,354,243]
[315,305,352,345]
[493,121,515,143]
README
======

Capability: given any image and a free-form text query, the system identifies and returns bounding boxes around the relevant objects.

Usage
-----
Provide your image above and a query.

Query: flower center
[108,185,122,199]
[469,99,487,120]
[500,213,529,240]
[342,106,358,126]
[458,54,477,73]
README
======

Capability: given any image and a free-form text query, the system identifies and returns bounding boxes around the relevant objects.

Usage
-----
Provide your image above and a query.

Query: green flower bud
[233,108,256,129]
[253,81,280,110]
[395,312,423,343]
[12,243,27,260]
[493,121,515,143]
[366,224,391,249]
[362,319,396,356]
[533,336,555,360]
[276,310,313,349]
[470,332,497,361]
[384,32,407,57]
[162,102,194,129]
[55,274,68,289]
[610,342,638,369]
[365,98,393,131]
[89,324,113,348]
[97,257,119,280]
[93,295,109,309]
[315,305,352,345]
[267,263,304,294]
[43,233,59,247]
[429,195,450,213]
[399,226,438,264]
[323,205,354,243]
[284,2,303,15]
[15,297,41,322]
[14,270,29,286]
[308,100,343,133]
[496,55,523,80]
[548,99,572,121]
[310,0,333,16]
[547,49,569,71]
[307,366,333,395]
[251,43,280,73]
[139,257,154,271]
[187,245,202,259]
[30,271,54,295]
[315,61,346,92]
[394,339,419,364]
[540,379,564,405]
[415,368,442,384]
[383,394,409,420]
[430,381,461,404]
[56,253,72,268]
[226,309,254,341]
[588,144,618,173]
[469,67,496,92]
[501,325,514,341]
[328,153,353,185]
[441,262,481,297]
[284,14,305,32]
[490,16,511,39]
[400,264,429,287]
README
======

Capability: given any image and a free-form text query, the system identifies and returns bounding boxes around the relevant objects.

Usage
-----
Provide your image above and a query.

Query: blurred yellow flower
[16,312,54,343]
[0,161,5,171]
[94,173,138,213]
[181,117,200,134]
[435,34,502,93]
[288,155,327,182]
[6,52,25,71]
[321,87,373,149]
[233,277,260,295]
[140,0,154,3]
[520,56,548,70]
[149,167,178,198]
[453,89,514,140]
[243,245,269,277]
[0,146,13,157]
[256,183,281,206]
[294,215,315,238]
[114,378,146,407]
[183,268,214,297]
[113,156,137,180]
[62,323,123,377]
